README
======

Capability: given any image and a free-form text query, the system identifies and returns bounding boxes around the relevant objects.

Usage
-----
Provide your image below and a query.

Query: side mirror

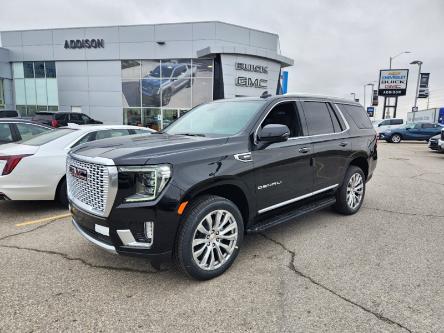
[258,124,290,143]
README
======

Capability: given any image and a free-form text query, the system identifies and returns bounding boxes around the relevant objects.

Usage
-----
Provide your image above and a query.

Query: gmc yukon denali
[67,94,377,280]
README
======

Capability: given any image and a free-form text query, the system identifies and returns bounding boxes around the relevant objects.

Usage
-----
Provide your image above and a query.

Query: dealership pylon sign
[378,69,409,96]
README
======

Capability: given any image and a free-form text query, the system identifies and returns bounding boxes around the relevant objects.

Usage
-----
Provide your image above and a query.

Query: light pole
[382,51,411,119]
[363,82,375,109]
[390,51,411,69]
[410,60,423,122]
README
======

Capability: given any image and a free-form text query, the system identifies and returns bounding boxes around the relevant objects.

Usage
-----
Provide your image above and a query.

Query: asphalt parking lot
[1,142,443,332]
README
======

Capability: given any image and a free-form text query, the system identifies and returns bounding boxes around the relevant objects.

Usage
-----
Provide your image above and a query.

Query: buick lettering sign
[64,38,105,49]
[235,62,268,74]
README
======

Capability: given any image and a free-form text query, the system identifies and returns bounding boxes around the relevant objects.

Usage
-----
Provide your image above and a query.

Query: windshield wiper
[175,133,206,137]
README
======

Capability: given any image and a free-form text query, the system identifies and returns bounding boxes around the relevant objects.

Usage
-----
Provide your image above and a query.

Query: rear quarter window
[0,123,13,143]
[337,104,373,129]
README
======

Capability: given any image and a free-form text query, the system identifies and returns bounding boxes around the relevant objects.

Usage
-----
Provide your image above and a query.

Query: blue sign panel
[281,71,288,94]
[367,106,375,117]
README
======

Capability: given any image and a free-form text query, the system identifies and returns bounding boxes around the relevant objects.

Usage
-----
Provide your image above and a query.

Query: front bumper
[379,133,390,140]
[69,184,182,260]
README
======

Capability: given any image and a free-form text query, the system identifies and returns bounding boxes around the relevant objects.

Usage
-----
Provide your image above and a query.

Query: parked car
[0,119,53,145]
[0,125,154,205]
[0,110,19,118]
[379,122,444,143]
[68,94,377,280]
[428,134,442,152]
[438,128,444,152]
[32,111,103,128]
[141,62,196,106]
[373,118,404,134]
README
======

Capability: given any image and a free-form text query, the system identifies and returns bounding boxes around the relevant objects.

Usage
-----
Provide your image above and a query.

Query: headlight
[118,165,171,202]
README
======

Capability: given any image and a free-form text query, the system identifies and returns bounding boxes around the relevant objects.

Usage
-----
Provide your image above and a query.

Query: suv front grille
[67,156,118,217]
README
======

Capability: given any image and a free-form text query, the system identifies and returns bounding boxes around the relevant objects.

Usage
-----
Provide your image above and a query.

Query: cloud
[1,0,443,118]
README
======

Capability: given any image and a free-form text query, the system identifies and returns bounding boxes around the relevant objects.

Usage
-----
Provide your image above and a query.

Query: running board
[246,196,336,233]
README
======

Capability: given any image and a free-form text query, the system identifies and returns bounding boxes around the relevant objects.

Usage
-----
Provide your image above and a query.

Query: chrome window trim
[253,99,350,144]
[258,184,339,214]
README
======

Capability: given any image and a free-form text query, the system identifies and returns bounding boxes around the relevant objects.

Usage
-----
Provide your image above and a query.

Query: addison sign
[235,62,268,89]
[64,38,105,49]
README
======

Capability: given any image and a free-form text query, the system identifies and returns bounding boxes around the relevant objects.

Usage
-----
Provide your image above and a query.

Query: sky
[1,0,443,119]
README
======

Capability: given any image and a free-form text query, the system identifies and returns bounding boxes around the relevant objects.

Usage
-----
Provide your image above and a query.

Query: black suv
[0,110,19,118]
[32,112,103,128]
[68,94,377,280]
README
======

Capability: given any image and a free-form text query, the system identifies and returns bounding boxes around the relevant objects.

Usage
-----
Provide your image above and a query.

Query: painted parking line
[15,213,71,227]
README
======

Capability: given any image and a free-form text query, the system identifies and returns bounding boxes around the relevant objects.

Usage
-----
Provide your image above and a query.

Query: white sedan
[0,124,154,204]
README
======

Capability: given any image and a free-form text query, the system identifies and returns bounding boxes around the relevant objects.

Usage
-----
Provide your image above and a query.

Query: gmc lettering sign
[235,77,268,89]
[64,39,105,49]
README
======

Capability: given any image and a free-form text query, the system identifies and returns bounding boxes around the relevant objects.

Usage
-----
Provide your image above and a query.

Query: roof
[213,93,362,105]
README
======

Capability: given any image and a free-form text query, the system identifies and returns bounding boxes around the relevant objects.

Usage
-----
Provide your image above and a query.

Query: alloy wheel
[192,210,238,271]
[346,173,364,210]
[392,134,401,143]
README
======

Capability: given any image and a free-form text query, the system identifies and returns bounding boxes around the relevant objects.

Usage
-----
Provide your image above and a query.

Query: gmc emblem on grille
[69,166,88,181]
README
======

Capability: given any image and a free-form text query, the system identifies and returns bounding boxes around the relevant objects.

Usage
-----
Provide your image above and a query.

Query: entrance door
[252,101,314,214]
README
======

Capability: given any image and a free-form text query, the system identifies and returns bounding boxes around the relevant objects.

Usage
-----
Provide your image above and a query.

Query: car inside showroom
[0,21,293,130]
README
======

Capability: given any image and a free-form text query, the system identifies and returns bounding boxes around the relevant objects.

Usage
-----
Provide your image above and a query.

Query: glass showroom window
[13,62,58,116]
[0,79,4,107]
[121,59,213,130]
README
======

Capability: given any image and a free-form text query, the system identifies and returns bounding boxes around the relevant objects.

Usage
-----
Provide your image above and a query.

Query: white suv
[374,118,404,134]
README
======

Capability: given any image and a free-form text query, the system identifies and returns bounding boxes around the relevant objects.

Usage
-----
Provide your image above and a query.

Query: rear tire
[334,166,366,215]
[56,177,68,207]
[175,195,244,280]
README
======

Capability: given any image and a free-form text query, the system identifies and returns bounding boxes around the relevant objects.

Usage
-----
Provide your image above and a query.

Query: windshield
[164,100,265,137]
[20,129,76,146]
[149,65,174,78]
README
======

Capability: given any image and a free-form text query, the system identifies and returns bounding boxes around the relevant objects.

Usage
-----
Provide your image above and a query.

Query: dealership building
[0,21,293,129]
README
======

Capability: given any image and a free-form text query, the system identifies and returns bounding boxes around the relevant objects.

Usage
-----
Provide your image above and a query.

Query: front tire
[56,177,68,207]
[175,195,244,280]
[390,134,402,143]
[334,166,366,215]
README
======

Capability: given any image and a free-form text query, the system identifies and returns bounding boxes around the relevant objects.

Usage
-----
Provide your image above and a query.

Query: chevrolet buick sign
[378,69,409,96]
[64,39,105,49]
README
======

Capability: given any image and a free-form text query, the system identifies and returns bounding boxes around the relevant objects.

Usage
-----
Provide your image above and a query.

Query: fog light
[145,222,154,243]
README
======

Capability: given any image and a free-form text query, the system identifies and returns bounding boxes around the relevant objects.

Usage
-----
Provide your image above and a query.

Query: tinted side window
[338,104,373,129]
[55,113,67,121]
[391,119,403,125]
[326,104,343,132]
[261,101,302,137]
[422,123,434,128]
[302,102,335,135]
[0,123,13,143]
[69,114,82,122]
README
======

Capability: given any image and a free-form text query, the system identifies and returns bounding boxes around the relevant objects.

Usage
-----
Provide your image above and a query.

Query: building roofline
[0,20,279,37]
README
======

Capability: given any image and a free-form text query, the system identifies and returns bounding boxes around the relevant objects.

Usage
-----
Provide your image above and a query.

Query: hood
[70,133,228,165]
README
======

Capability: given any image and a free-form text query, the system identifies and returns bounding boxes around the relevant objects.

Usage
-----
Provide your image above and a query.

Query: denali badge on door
[69,166,88,181]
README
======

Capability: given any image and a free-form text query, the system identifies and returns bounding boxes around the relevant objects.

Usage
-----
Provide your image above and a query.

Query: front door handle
[339,142,349,147]
[298,147,311,154]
